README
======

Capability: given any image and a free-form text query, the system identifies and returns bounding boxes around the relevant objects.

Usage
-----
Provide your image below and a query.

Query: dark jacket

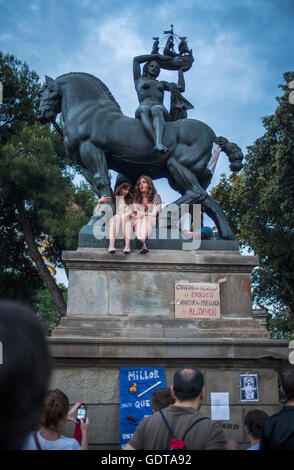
[260,406,294,450]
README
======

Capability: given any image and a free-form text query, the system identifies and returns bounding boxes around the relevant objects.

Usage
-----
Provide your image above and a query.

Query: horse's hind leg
[167,155,235,240]
[166,156,207,205]
[201,194,235,240]
[81,167,96,192]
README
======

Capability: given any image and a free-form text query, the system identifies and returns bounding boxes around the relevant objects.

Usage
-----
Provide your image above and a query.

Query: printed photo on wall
[240,374,259,402]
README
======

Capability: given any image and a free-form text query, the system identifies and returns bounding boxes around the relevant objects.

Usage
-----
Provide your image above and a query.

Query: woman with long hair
[132,175,162,254]
[23,389,89,450]
[94,182,133,253]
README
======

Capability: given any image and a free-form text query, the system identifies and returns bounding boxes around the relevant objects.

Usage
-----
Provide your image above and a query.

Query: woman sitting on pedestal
[94,182,133,254]
[132,175,162,254]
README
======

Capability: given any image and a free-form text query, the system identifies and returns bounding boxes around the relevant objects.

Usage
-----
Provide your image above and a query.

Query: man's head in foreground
[0,300,52,450]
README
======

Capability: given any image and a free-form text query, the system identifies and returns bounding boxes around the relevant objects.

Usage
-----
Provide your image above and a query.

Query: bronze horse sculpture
[37,72,243,239]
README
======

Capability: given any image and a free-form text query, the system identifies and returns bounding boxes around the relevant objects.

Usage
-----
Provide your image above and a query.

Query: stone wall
[49,341,288,449]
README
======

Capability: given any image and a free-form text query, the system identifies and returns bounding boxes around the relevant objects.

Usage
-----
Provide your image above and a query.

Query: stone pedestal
[48,246,289,449]
[55,247,269,339]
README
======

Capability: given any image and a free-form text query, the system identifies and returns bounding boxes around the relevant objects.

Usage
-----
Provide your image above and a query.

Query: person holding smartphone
[22,389,89,450]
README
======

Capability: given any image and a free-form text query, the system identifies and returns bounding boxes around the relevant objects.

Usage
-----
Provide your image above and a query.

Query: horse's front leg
[81,167,96,191]
[79,140,114,211]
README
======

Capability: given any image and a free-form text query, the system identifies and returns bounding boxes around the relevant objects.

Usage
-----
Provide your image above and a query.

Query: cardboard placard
[175,282,220,318]
[119,367,166,449]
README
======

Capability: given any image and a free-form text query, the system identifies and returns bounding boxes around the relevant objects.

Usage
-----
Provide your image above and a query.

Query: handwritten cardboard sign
[119,367,166,449]
[175,282,220,319]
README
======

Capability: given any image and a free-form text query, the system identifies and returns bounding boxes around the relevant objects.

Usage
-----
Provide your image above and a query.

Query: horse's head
[36,76,61,124]
[218,137,244,172]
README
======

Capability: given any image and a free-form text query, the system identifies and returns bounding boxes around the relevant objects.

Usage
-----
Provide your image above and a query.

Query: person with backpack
[123,366,226,450]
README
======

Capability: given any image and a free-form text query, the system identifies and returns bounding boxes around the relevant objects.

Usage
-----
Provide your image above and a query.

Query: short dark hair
[280,364,294,401]
[0,300,52,450]
[150,388,175,411]
[173,367,204,401]
[245,409,268,439]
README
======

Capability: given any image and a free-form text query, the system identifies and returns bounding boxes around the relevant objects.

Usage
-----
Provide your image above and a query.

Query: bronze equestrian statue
[37,53,243,239]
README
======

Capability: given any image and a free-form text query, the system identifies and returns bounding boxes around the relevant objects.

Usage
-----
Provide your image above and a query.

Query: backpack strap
[182,416,208,441]
[33,432,42,450]
[159,410,209,442]
[159,410,176,439]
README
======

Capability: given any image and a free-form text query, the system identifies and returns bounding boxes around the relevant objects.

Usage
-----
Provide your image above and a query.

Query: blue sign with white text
[119,366,166,449]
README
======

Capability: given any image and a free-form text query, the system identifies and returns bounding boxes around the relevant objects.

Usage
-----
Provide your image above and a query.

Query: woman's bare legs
[135,216,156,250]
[122,214,132,251]
[109,214,133,251]
[108,214,122,250]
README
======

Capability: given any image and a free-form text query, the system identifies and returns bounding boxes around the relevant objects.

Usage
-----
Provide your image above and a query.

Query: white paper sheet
[210,392,230,420]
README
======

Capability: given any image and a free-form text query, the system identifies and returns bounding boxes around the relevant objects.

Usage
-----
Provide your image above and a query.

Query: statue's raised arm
[133,53,174,81]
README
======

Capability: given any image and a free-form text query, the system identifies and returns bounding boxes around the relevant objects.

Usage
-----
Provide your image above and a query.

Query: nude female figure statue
[133,54,187,153]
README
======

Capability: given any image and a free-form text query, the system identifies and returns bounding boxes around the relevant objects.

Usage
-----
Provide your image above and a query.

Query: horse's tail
[217,136,244,172]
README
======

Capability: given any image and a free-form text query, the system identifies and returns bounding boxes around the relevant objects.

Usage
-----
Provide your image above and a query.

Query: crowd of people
[93,174,216,254]
[123,367,294,451]
[1,299,294,451]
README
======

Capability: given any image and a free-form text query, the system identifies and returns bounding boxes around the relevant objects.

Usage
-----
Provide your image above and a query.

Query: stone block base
[57,248,269,340]
[53,315,269,339]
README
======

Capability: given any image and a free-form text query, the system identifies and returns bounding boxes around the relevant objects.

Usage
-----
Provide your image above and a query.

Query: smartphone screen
[76,404,87,422]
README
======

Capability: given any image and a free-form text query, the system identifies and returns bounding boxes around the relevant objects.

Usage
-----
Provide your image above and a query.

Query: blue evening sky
[0,0,293,282]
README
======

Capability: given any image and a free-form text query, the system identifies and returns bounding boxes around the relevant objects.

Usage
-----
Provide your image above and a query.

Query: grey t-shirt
[22,431,81,450]
[152,193,162,206]
[128,405,226,450]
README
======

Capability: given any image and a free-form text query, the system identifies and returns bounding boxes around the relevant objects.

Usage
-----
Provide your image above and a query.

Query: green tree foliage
[0,51,96,321]
[0,189,43,304]
[211,72,294,338]
[0,122,91,317]
[32,284,67,335]
[0,52,40,145]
